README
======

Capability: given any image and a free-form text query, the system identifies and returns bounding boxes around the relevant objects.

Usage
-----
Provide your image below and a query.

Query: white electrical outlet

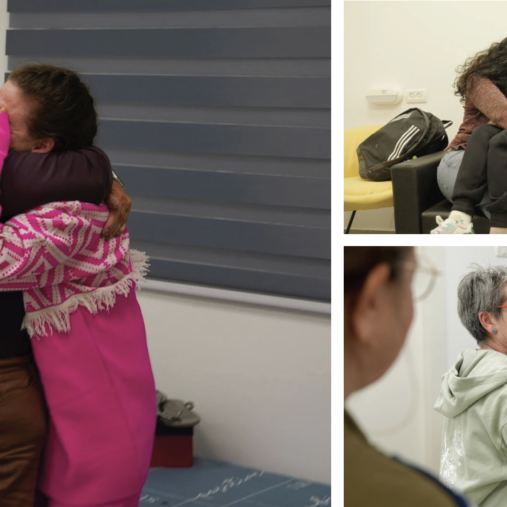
[406,89,428,103]
[496,246,507,258]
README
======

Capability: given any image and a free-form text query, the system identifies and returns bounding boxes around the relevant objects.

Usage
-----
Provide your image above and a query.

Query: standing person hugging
[0,64,156,507]
[432,37,507,234]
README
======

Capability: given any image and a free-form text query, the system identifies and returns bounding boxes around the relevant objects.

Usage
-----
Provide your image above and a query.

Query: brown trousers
[0,356,47,507]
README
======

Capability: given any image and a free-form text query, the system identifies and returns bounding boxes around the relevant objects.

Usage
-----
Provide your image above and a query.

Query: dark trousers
[452,123,507,227]
[0,356,47,507]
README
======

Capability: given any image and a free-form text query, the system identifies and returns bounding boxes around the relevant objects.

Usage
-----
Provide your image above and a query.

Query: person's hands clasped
[102,180,132,239]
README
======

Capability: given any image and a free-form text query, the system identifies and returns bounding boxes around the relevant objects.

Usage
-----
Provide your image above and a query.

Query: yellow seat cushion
[344,125,393,211]
[344,177,393,211]
[344,125,382,178]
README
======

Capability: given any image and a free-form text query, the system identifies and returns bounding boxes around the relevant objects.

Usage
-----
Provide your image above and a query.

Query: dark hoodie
[0,147,112,358]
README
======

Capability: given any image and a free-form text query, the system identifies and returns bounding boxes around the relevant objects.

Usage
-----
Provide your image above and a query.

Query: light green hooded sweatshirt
[434,349,507,507]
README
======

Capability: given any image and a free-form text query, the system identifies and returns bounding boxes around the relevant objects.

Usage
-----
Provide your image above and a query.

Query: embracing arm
[1,144,132,238]
[0,115,126,290]
[0,147,113,219]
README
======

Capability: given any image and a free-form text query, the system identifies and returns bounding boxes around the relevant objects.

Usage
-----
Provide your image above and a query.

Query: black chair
[391,151,490,234]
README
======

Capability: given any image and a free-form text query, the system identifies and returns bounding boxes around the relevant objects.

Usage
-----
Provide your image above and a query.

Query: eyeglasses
[494,306,507,309]
[399,254,441,302]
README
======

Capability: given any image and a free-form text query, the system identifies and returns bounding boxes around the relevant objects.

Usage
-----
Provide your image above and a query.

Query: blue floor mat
[140,458,331,507]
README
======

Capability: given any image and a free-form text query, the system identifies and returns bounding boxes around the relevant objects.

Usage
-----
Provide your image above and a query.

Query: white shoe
[430,215,474,234]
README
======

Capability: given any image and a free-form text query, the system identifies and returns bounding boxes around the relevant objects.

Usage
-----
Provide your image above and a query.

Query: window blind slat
[83,75,331,109]
[97,120,330,160]
[143,257,330,301]
[7,27,331,58]
[9,56,331,78]
[8,0,331,13]
[118,166,330,209]
[128,212,330,260]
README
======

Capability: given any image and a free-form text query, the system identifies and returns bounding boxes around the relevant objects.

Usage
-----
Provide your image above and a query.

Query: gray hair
[458,265,507,343]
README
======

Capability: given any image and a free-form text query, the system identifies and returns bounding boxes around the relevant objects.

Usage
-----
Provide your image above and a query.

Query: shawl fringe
[22,250,149,338]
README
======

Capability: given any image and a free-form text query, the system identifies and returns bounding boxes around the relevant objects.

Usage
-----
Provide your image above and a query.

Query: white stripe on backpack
[388,126,420,161]
[393,127,420,160]
[387,126,416,161]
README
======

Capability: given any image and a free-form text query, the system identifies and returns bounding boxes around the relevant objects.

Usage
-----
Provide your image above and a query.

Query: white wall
[346,247,447,473]
[138,290,331,484]
[344,1,507,231]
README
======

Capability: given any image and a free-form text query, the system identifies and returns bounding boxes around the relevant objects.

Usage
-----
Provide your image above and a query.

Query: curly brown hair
[454,37,507,103]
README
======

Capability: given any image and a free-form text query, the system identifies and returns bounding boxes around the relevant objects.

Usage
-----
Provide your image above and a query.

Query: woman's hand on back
[102,181,132,239]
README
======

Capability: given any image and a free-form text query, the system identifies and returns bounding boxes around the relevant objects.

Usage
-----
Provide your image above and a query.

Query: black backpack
[357,108,453,182]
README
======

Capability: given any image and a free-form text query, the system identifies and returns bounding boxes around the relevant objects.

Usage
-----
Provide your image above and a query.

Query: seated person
[432,37,507,235]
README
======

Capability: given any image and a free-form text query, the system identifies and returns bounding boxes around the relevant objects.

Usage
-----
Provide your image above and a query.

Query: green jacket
[345,410,467,507]
[435,349,507,507]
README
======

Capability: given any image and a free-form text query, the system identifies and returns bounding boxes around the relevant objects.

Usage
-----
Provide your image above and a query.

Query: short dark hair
[8,63,97,152]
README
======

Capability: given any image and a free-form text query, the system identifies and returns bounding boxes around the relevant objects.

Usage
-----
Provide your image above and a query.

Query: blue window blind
[7,0,331,301]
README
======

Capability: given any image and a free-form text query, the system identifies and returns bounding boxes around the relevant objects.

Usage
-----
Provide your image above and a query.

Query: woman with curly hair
[431,38,507,234]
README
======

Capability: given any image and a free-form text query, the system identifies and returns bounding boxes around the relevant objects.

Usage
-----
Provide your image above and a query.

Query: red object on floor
[150,418,194,467]
[150,435,193,467]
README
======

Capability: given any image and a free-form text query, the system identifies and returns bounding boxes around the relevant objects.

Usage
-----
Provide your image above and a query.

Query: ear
[479,311,497,336]
[31,138,54,154]
[350,263,391,347]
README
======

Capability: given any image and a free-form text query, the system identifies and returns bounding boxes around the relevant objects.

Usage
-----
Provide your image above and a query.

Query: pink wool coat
[0,113,156,505]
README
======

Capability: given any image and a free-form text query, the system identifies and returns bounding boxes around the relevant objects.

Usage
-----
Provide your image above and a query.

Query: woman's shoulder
[344,413,469,507]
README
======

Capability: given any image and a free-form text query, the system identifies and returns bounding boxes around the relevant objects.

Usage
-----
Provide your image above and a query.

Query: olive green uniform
[345,411,469,507]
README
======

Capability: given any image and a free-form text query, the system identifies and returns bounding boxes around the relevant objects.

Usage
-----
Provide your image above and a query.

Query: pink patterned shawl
[0,114,148,337]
